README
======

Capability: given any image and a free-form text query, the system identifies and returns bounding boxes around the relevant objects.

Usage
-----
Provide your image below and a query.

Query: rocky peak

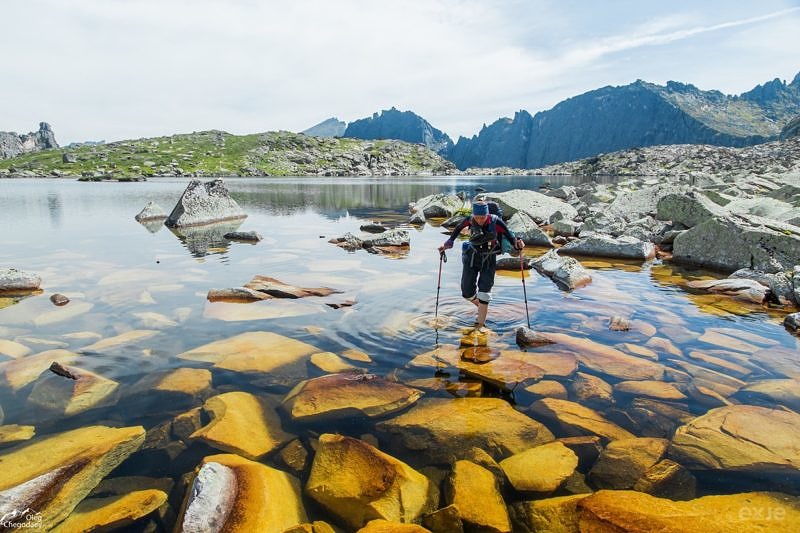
[301,117,347,138]
[0,122,59,159]
[343,107,453,155]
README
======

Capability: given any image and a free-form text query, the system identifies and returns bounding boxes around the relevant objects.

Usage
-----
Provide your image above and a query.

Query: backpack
[468,215,499,251]
[486,201,503,219]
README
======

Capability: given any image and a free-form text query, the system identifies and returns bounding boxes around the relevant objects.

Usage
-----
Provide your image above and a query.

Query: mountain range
[306,72,800,170]
[0,122,58,159]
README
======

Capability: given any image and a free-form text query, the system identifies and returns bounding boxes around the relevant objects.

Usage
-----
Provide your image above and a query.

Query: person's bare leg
[476,302,488,328]
[470,297,480,308]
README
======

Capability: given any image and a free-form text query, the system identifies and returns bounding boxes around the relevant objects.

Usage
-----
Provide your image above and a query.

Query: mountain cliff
[301,117,347,138]
[0,122,58,159]
[344,107,453,154]
[450,74,800,170]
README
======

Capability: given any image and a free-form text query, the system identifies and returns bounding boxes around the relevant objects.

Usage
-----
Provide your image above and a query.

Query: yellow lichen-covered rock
[284,521,337,533]
[377,398,554,463]
[126,367,213,409]
[510,494,589,533]
[446,460,510,533]
[52,489,168,532]
[524,380,569,400]
[614,380,688,401]
[176,453,308,533]
[529,398,635,443]
[0,349,79,392]
[669,405,800,477]
[578,490,800,532]
[282,373,422,423]
[499,441,579,493]
[177,331,320,385]
[310,352,362,373]
[190,391,294,460]
[539,333,666,381]
[588,438,668,489]
[356,519,431,532]
[79,330,159,353]
[27,364,120,416]
[632,459,697,500]
[306,434,437,530]
[0,424,35,446]
[0,425,145,530]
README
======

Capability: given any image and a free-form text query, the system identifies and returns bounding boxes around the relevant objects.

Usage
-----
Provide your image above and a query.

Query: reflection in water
[169,219,244,259]
[137,219,164,234]
[46,192,62,228]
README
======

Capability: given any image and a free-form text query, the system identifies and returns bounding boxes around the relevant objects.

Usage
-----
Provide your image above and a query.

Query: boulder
[571,372,614,409]
[588,438,668,489]
[223,230,262,242]
[242,275,341,299]
[376,398,554,463]
[52,489,168,533]
[27,362,120,416]
[330,229,410,253]
[0,268,41,294]
[506,212,553,247]
[529,398,635,443]
[578,490,800,533]
[410,193,464,218]
[309,352,362,373]
[529,250,592,290]
[306,434,437,529]
[281,373,422,423]
[483,190,578,222]
[729,268,797,305]
[515,327,556,348]
[165,179,247,228]
[509,494,588,533]
[445,460,511,533]
[422,505,463,533]
[126,367,213,409]
[499,441,579,493]
[614,380,688,402]
[0,425,145,530]
[540,332,666,381]
[686,278,770,304]
[551,220,581,237]
[669,405,800,479]
[134,201,168,222]
[673,214,800,273]
[608,183,690,221]
[632,459,697,500]
[176,453,307,532]
[190,392,294,460]
[559,234,655,260]
[524,380,568,400]
[656,192,726,228]
[785,313,800,333]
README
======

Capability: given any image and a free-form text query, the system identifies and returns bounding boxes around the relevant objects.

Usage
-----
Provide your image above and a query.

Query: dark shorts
[461,247,496,303]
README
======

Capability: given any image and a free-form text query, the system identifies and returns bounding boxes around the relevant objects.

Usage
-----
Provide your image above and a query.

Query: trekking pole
[519,248,531,328]
[434,249,447,321]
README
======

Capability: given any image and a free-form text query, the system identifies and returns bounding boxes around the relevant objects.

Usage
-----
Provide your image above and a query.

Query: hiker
[438,201,524,330]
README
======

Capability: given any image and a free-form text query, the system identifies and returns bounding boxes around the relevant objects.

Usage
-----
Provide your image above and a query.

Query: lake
[1,176,798,530]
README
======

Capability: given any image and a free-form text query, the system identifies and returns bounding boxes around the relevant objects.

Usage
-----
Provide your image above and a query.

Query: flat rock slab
[578,490,800,533]
[447,460,511,532]
[307,434,436,530]
[282,373,422,423]
[540,332,666,381]
[0,425,145,531]
[376,397,554,463]
[669,405,800,477]
[79,330,159,353]
[0,349,80,392]
[165,179,247,228]
[560,234,655,260]
[176,453,307,532]
[126,367,213,408]
[614,380,688,401]
[190,391,294,460]
[208,275,341,302]
[687,278,769,304]
[27,363,120,416]
[529,398,635,443]
[735,379,800,411]
[500,441,578,493]
[52,489,168,533]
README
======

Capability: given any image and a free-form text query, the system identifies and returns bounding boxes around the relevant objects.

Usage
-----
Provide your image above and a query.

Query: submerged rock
[134,201,168,222]
[632,459,697,500]
[529,250,592,290]
[376,398,554,463]
[281,373,422,423]
[510,494,588,533]
[578,490,800,533]
[499,441,579,493]
[0,424,35,446]
[588,437,668,489]
[176,453,307,532]
[0,268,41,295]
[190,391,294,460]
[0,425,145,530]
[165,178,247,228]
[446,460,511,533]
[669,405,800,479]
[529,398,635,443]
[686,278,770,304]
[52,489,168,533]
[0,349,80,392]
[27,363,120,416]
[306,434,437,530]
[126,367,213,409]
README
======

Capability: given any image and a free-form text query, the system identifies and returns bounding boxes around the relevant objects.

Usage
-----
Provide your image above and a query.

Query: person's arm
[440,217,470,250]
[495,216,524,249]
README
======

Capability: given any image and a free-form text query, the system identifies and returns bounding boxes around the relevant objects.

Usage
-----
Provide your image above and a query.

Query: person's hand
[439,241,453,252]
[514,238,525,250]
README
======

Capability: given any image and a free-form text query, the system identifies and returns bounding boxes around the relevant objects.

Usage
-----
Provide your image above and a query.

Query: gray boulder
[559,234,655,260]
[0,268,41,293]
[656,192,726,228]
[507,212,553,247]
[330,229,410,252]
[686,278,770,304]
[608,184,689,221]
[725,197,800,226]
[410,193,463,219]
[794,266,800,305]
[785,313,800,333]
[134,201,168,222]
[729,269,796,305]
[482,190,577,223]
[672,214,800,273]
[530,250,592,291]
[165,179,247,228]
[551,220,581,237]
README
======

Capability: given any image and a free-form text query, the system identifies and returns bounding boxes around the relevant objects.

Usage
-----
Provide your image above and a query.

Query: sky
[2,0,799,145]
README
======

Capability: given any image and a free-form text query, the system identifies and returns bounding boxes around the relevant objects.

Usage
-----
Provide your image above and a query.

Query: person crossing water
[438,201,524,331]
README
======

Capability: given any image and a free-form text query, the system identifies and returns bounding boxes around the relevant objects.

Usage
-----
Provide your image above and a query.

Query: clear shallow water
[0,177,798,527]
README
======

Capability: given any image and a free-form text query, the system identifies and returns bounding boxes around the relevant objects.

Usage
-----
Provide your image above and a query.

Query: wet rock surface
[165,178,247,228]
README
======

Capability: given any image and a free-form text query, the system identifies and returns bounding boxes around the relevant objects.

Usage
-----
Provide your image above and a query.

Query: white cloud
[0,1,797,143]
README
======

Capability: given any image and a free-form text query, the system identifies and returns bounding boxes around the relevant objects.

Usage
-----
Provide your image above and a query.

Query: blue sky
[2,0,799,144]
